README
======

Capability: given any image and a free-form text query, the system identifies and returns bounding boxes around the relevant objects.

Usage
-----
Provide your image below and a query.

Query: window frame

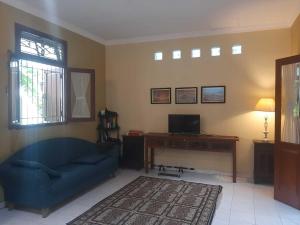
[154,51,163,61]
[172,50,181,60]
[191,48,201,58]
[211,47,221,56]
[67,68,96,122]
[9,23,68,129]
[232,44,242,55]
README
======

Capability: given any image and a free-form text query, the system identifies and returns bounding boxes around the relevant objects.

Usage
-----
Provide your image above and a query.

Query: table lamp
[255,98,275,140]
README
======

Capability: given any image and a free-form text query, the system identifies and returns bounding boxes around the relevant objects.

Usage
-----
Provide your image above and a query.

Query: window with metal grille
[9,24,67,127]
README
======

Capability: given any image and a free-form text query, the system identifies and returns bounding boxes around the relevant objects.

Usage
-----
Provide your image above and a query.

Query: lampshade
[255,98,275,112]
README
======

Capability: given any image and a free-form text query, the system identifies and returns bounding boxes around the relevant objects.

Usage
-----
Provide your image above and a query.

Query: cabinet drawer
[147,138,167,147]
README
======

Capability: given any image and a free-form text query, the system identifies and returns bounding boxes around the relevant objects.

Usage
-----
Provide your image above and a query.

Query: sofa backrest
[8,138,99,168]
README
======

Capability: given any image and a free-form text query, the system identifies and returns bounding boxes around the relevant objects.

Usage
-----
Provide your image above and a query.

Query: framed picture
[201,86,226,103]
[175,87,198,104]
[150,88,171,104]
[67,68,95,121]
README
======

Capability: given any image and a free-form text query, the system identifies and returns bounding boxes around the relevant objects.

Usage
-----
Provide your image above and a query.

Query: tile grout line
[227,182,235,225]
[253,185,257,225]
[2,170,296,225]
[277,200,285,225]
[249,183,255,225]
[254,186,284,225]
[270,187,284,225]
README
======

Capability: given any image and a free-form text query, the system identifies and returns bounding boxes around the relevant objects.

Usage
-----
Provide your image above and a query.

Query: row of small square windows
[154,45,242,61]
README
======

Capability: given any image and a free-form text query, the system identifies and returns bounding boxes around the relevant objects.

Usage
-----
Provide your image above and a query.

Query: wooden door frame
[275,54,300,208]
[275,55,300,144]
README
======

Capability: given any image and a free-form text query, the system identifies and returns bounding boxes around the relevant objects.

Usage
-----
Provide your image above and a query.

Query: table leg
[232,142,237,183]
[145,141,149,173]
[150,147,154,169]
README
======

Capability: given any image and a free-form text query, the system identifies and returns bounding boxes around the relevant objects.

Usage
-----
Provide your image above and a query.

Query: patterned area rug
[67,176,222,225]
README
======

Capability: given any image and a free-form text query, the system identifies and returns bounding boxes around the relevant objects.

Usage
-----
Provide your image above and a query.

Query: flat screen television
[168,114,200,134]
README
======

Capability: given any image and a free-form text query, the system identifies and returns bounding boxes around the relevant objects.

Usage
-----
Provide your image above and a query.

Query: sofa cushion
[11,138,102,168]
[51,163,100,193]
[11,160,61,178]
[51,157,116,194]
[72,154,107,164]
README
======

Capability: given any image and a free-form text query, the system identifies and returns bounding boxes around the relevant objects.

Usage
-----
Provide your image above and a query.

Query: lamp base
[263,131,269,141]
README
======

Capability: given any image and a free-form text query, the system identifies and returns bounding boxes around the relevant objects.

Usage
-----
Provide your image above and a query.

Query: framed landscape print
[201,86,226,103]
[67,68,95,121]
[175,87,198,104]
[151,88,171,104]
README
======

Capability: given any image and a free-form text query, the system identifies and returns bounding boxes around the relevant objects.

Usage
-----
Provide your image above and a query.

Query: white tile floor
[0,169,299,225]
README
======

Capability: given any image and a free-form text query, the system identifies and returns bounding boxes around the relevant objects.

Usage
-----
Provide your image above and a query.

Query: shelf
[97,142,121,148]
[97,126,120,131]
[97,108,120,144]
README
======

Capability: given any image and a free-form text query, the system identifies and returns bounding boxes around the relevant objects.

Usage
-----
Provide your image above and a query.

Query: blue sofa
[0,137,119,217]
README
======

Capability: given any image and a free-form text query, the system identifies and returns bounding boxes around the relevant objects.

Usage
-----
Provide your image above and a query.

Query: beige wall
[0,3,105,201]
[0,2,298,203]
[106,29,291,179]
[291,14,300,54]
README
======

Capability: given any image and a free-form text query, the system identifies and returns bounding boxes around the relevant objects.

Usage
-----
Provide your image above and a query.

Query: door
[275,55,300,209]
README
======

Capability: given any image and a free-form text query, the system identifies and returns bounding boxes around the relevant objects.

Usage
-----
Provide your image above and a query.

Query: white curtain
[71,72,90,118]
[281,63,300,144]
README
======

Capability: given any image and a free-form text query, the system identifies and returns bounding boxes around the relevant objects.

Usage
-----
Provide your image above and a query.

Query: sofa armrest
[0,164,51,191]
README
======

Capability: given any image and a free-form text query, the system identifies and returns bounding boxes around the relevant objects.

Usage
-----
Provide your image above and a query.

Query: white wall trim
[0,0,107,45]
[105,23,290,46]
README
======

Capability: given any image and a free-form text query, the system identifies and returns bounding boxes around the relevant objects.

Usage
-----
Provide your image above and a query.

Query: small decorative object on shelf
[127,130,144,136]
[97,108,120,145]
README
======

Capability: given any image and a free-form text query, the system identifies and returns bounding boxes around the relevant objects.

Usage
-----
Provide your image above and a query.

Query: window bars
[10,24,67,127]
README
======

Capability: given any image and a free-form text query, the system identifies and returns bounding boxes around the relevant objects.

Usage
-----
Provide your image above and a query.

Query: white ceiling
[1,0,300,45]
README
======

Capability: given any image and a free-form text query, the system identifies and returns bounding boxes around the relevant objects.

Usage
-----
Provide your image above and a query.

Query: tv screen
[168,114,200,134]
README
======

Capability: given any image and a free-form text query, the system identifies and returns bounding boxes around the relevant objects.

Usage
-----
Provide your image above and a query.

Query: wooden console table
[144,132,239,182]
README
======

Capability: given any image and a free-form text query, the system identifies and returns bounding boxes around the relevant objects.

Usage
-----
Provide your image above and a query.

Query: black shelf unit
[97,109,120,145]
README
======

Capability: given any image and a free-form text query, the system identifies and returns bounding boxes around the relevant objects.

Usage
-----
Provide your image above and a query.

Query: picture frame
[201,86,226,103]
[175,87,198,104]
[150,88,171,104]
[67,68,95,121]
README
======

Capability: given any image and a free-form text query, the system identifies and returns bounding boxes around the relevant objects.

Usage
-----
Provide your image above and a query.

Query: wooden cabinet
[121,135,144,170]
[253,140,274,184]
